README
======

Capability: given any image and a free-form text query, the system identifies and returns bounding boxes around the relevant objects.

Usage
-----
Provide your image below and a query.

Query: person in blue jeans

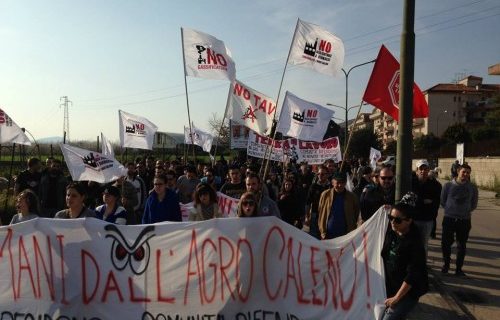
[381,192,428,320]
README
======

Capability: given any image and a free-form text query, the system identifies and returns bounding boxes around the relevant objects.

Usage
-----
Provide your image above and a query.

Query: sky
[1,0,499,143]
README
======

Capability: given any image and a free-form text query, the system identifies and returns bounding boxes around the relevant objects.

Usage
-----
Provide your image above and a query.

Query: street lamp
[327,102,369,146]
[436,110,448,137]
[327,59,376,151]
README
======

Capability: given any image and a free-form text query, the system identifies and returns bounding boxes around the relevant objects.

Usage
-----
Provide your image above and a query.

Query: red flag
[362,45,429,121]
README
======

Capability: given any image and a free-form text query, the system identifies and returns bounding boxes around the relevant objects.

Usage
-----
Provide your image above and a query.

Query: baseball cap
[416,159,429,169]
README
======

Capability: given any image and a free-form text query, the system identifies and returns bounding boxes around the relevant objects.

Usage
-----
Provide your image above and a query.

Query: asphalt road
[411,182,500,320]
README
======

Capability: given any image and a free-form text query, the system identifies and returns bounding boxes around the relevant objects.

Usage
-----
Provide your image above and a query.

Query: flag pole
[340,99,365,172]
[260,18,301,179]
[181,27,196,163]
[212,86,232,166]
[2,143,16,218]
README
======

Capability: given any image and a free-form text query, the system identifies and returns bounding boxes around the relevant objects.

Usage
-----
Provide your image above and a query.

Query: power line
[73,2,498,109]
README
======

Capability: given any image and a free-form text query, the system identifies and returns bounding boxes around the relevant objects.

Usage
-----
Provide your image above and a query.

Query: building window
[458,96,461,102]
[453,96,456,102]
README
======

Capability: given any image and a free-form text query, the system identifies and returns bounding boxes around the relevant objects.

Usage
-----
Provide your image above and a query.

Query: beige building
[425,75,500,136]
[369,75,499,149]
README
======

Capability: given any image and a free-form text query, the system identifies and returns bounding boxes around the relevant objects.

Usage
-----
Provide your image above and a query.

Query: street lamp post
[436,110,448,137]
[326,59,376,151]
[327,102,368,147]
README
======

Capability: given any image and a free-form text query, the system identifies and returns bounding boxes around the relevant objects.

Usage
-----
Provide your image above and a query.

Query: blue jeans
[414,220,433,256]
[382,295,419,320]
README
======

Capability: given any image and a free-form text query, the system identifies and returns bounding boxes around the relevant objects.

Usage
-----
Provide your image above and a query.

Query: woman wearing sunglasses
[381,192,428,320]
[237,192,258,218]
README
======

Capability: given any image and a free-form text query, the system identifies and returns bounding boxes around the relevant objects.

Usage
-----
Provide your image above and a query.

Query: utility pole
[396,0,415,201]
[60,96,72,143]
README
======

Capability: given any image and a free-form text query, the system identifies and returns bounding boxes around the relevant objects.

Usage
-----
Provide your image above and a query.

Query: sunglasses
[380,176,394,181]
[241,200,255,207]
[387,215,408,224]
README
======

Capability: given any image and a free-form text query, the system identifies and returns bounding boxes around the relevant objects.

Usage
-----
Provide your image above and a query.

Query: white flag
[60,144,127,183]
[225,80,276,135]
[276,91,334,142]
[182,27,236,81]
[100,132,114,158]
[184,125,214,153]
[0,108,31,145]
[288,19,345,76]
[369,147,382,170]
[119,110,158,150]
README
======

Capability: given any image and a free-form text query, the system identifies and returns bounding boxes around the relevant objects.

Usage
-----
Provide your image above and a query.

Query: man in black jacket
[412,159,442,256]
[360,165,395,222]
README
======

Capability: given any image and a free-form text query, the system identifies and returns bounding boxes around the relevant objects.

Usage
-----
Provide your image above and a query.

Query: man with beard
[360,165,395,222]
[440,164,478,276]
[39,159,68,217]
[412,159,442,255]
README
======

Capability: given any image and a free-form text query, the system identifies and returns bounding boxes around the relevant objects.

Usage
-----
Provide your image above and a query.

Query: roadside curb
[429,268,476,320]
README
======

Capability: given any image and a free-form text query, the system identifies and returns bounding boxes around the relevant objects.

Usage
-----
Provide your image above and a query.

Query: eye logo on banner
[125,121,146,136]
[105,224,155,275]
[82,152,114,171]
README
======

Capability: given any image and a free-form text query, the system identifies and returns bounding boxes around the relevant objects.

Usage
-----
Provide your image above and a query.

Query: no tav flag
[60,144,127,183]
[184,125,214,153]
[288,19,345,77]
[119,110,158,150]
[0,108,31,145]
[276,91,334,142]
[362,45,429,121]
[182,27,236,81]
[225,80,276,135]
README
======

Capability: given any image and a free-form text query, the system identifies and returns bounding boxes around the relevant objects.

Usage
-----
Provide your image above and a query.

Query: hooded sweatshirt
[440,179,478,219]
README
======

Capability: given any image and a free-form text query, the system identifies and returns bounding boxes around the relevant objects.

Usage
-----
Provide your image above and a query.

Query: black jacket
[411,177,442,221]
[381,223,428,298]
[360,184,395,221]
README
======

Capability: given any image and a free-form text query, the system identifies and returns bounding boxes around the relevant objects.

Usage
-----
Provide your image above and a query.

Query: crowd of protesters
[7,153,479,319]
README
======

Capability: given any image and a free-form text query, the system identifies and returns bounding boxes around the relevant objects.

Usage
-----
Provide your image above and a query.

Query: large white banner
[60,144,127,183]
[230,121,250,149]
[119,110,158,150]
[0,209,389,319]
[0,108,31,145]
[225,80,276,135]
[182,27,236,81]
[184,125,214,153]
[288,19,345,77]
[276,91,334,142]
[248,131,342,164]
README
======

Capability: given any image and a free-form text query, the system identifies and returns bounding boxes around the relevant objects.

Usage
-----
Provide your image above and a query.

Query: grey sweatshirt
[440,179,478,219]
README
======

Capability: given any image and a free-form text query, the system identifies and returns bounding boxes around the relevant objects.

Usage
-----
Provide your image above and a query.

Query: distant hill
[37,136,64,144]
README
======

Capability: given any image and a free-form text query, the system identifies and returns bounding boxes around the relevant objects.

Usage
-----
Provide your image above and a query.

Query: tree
[442,123,471,144]
[471,127,498,142]
[484,107,500,129]
[414,133,442,152]
[347,127,382,159]
[207,112,230,147]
